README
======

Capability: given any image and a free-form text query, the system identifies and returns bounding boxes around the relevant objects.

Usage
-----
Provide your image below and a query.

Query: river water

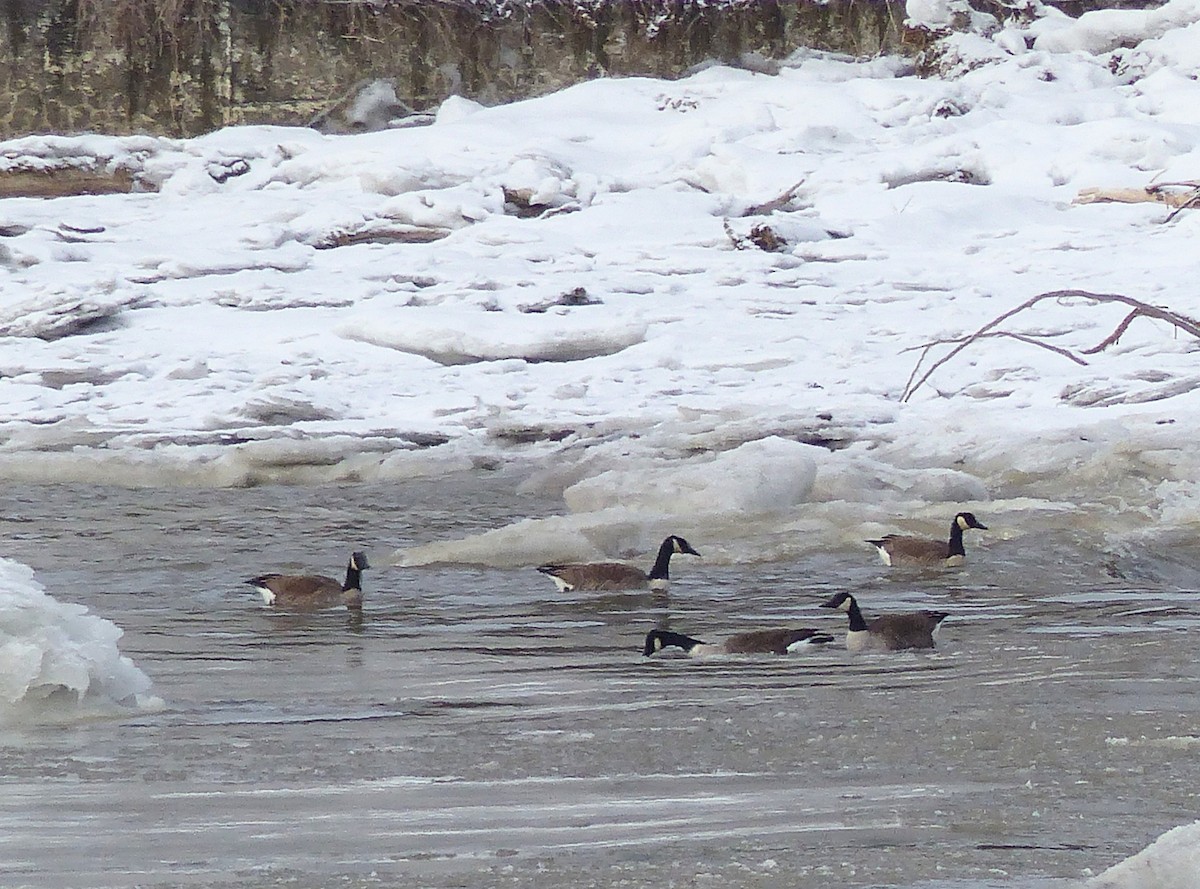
[1,471,1197,888]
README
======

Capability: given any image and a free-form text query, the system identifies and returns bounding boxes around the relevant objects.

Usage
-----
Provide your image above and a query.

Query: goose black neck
[846,598,869,633]
[648,538,676,581]
[947,521,966,557]
[343,563,362,591]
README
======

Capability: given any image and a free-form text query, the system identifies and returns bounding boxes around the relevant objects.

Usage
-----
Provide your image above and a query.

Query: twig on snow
[744,179,808,216]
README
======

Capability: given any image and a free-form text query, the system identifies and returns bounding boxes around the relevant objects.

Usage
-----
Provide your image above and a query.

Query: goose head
[820,591,855,613]
[954,513,987,532]
[667,536,700,557]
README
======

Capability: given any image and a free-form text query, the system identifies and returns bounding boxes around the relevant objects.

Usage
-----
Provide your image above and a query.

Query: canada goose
[867,511,988,567]
[643,627,834,657]
[246,551,369,611]
[820,591,948,652]
[537,535,699,591]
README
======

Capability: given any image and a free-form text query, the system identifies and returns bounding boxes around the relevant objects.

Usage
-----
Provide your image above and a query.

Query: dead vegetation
[901,290,1200,403]
[722,179,808,252]
[723,218,792,252]
[518,287,602,314]
[0,166,138,198]
[311,225,453,249]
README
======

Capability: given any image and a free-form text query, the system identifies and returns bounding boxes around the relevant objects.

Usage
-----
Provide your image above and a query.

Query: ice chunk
[0,286,142,340]
[345,80,407,131]
[501,156,578,211]
[563,436,819,516]
[1086,820,1200,889]
[396,438,823,568]
[436,95,485,125]
[0,558,157,720]
[396,513,606,569]
[339,308,647,365]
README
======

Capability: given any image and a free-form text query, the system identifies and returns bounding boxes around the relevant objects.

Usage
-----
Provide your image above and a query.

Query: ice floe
[0,557,159,721]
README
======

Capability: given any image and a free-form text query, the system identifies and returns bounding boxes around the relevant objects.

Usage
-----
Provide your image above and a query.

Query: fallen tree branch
[743,179,807,216]
[1163,188,1200,224]
[1075,183,1200,210]
[902,329,1089,364]
[1082,308,1140,355]
[900,330,1088,402]
[900,289,1200,403]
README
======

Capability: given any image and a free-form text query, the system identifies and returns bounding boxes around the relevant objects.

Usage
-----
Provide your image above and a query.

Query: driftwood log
[1076,182,1200,222]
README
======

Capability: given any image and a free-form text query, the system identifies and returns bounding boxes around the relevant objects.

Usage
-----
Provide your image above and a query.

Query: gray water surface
[1,473,1198,888]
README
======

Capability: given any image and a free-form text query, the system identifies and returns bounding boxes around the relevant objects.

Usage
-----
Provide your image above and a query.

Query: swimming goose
[867,511,988,567]
[247,551,369,611]
[537,535,699,591]
[820,591,948,652]
[643,627,834,657]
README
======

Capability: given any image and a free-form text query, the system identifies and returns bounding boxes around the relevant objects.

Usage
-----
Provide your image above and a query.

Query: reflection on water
[1,472,1198,888]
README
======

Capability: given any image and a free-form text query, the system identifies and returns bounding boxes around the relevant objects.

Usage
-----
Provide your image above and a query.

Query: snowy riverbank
[2,1,1200,559]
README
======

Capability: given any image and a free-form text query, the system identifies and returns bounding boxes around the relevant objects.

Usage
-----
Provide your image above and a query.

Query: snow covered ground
[2,0,1200,558]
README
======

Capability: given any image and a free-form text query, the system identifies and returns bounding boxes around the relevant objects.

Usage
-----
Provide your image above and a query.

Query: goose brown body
[868,512,987,567]
[820,592,948,652]
[539,561,651,592]
[538,535,699,592]
[248,551,369,612]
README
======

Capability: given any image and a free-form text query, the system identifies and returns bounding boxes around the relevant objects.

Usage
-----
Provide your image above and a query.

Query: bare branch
[900,290,1200,403]
[901,331,1087,365]
[900,342,935,404]
[997,331,1090,364]
[1146,180,1200,193]
[1081,308,1140,355]
[1164,188,1200,224]
[900,292,1050,402]
[744,180,808,216]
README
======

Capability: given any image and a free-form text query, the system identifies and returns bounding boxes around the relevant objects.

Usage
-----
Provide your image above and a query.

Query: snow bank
[1032,0,1200,54]
[340,307,647,365]
[1086,821,1200,889]
[0,557,159,721]
[906,0,996,32]
[4,0,1200,567]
